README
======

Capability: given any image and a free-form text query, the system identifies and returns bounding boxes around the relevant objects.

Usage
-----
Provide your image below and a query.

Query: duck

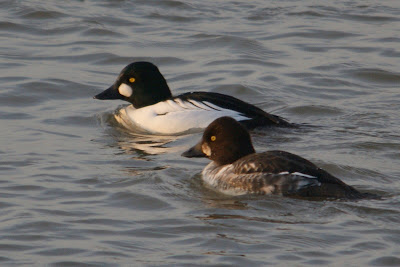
[182,116,376,199]
[94,61,293,135]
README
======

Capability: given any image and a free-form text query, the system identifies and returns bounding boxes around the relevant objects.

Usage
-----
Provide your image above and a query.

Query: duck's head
[182,117,256,166]
[94,61,172,108]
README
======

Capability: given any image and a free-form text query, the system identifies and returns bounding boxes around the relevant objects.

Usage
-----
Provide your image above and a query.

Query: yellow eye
[129,77,135,83]
[210,136,216,141]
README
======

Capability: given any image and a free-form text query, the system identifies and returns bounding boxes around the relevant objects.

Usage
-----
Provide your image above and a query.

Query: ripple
[49,261,102,267]
[147,12,199,23]
[93,16,140,27]
[68,218,131,227]
[343,13,399,22]
[0,79,93,107]
[205,58,285,68]
[369,256,400,266]
[265,30,360,41]
[381,48,400,58]
[81,28,126,38]
[0,21,28,32]
[0,201,16,209]
[35,248,86,256]
[0,111,35,120]
[287,105,343,116]
[106,191,172,211]
[0,244,35,252]
[0,21,85,36]
[137,0,195,9]
[347,68,400,84]
[2,234,45,242]
[287,10,325,17]
[191,35,280,58]
[352,241,387,250]
[17,10,67,20]
[247,7,291,21]
[93,56,190,66]
[42,115,98,128]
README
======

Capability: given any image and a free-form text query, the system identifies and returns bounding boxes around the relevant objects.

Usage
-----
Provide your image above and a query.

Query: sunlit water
[1,0,400,266]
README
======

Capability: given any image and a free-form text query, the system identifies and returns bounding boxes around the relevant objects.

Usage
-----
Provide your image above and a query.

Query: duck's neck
[133,83,172,108]
[215,145,255,166]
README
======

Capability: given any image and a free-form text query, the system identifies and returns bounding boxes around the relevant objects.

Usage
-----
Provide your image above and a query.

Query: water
[1,0,400,265]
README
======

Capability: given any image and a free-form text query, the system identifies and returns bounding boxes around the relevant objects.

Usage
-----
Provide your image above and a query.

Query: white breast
[120,99,250,135]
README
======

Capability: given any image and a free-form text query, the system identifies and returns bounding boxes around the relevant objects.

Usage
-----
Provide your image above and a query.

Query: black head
[93,61,172,108]
[182,117,256,166]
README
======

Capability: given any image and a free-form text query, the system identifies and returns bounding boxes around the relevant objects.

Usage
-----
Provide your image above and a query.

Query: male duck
[182,116,376,199]
[94,62,292,135]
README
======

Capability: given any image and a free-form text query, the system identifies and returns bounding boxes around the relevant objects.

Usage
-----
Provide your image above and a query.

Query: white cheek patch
[202,143,211,157]
[118,83,133,97]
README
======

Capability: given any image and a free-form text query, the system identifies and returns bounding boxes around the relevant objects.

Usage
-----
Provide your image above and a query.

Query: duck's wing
[231,151,370,199]
[176,92,292,128]
[232,151,321,176]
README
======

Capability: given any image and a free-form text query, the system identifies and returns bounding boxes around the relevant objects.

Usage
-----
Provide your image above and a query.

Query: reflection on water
[0,0,399,266]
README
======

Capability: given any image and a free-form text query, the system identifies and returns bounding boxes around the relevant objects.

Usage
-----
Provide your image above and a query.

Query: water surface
[0,0,400,266]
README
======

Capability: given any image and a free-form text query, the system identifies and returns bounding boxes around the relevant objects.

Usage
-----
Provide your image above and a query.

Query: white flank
[202,164,249,196]
[123,99,250,134]
[118,83,133,97]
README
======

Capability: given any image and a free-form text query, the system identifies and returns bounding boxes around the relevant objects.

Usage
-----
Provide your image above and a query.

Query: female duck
[182,116,375,199]
[94,62,292,135]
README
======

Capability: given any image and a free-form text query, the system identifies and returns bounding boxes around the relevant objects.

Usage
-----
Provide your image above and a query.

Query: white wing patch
[275,172,320,191]
[291,172,317,179]
[241,162,258,172]
[122,99,250,134]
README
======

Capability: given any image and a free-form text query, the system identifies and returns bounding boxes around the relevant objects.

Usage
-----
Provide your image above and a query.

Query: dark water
[1,0,400,266]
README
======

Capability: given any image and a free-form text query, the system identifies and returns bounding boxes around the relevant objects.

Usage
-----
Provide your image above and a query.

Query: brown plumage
[182,117,378,199]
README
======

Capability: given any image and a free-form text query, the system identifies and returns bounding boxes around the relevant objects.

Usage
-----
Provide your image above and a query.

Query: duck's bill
[93,85,122,100]
[181,141,206,158]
